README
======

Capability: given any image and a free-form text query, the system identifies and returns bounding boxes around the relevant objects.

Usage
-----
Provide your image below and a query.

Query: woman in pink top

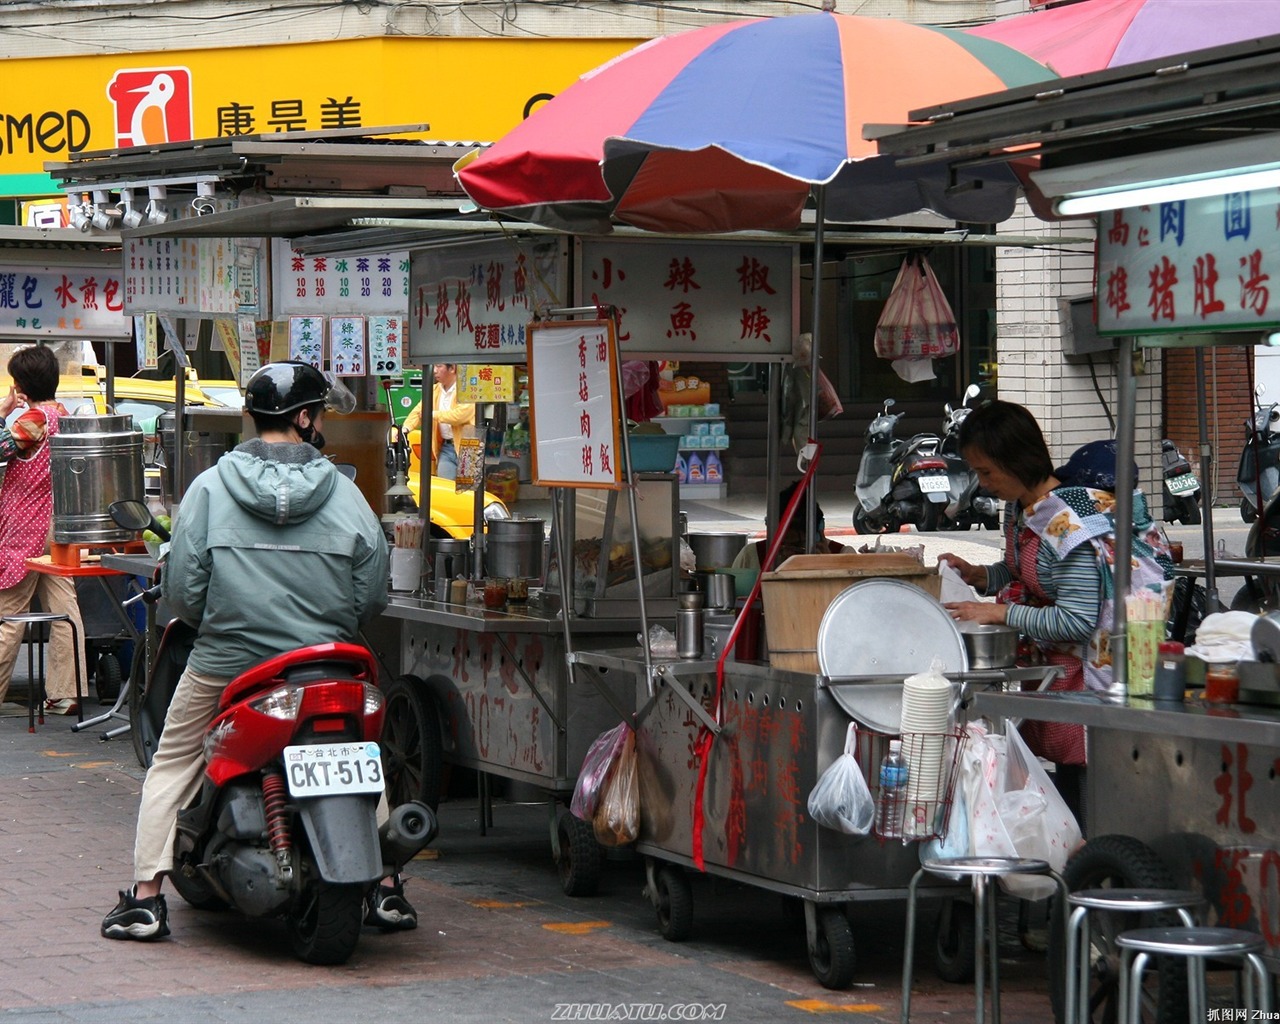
[0,345,85,714]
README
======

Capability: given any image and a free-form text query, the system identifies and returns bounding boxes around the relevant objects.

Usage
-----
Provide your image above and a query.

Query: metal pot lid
[816,578,969,678]
[826,682,903,734]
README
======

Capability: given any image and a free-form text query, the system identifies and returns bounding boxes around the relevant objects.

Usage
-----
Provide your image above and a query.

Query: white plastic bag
[807,723,875,835]
[959,722,1081,899]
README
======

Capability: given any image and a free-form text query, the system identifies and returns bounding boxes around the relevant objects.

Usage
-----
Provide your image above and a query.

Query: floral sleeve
[0,409,47,461]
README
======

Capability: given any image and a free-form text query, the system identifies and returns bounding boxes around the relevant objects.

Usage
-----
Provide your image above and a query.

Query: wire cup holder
[864,727,967,842]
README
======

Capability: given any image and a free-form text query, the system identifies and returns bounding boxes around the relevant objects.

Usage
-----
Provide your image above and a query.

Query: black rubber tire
[920,503,942,533]
[1167,578,1206,646]
[1176,495,1202,526]
[981,514,1000,531]
[808,906,856,990]
[1230,580,1267,614]
[1242,497,1259,523]
[932,898,976,984]
[852,507,885,535]
[169,866,229,912]
[287,881,365,965]
[95,651,123,703]
[1048,834,1186,1024]
[556,812,602,897]
[128,653,157,770]
[381,676,443,812]
[654,864,693,941]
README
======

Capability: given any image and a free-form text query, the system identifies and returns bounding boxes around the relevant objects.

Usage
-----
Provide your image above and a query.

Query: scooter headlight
[250,685,303,721]
[483,500,510,523]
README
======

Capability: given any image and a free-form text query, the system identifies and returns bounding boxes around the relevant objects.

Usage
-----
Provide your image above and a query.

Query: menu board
[124,236,242,315]
[271,245,410,316]
[0,264,129,337]
[1097,191,1280,334]
[528,319,622,489]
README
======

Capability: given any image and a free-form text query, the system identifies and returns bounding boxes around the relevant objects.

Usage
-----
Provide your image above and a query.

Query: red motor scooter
[110,500,437,965]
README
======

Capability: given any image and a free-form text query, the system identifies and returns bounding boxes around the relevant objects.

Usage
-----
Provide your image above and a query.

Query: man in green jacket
[102,361,409,940]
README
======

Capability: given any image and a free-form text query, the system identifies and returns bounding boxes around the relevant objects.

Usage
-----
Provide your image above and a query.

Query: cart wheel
[654,864,693,941]
[129,653,158,770]
[381,676,443,812]
[1048,834,1186,1024]
[932,898,976,983]
[808,906,856,990]
[556,812,602,897]
[95,651,123,703]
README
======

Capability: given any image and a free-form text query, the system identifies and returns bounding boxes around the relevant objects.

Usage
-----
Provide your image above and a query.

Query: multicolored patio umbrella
[967,0,1280,76]
[456,12,1055,234]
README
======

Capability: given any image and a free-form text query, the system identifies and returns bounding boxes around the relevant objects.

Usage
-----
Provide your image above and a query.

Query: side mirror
[108,499,169,540]
[965,383,981,401]
[884,398,896,411]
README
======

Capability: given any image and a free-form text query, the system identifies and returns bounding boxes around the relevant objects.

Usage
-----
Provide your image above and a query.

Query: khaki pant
[0,570,86,703]
[134,664,391,883]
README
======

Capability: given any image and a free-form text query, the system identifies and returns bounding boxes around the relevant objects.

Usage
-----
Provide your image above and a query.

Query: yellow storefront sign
[6,36,639,197]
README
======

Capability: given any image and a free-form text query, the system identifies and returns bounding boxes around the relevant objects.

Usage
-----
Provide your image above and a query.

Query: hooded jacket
[163,439,389,678]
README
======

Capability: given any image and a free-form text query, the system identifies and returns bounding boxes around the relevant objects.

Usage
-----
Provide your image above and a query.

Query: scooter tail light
[250,685,304,721]
[364,683,384,716]
[298,681,367,717]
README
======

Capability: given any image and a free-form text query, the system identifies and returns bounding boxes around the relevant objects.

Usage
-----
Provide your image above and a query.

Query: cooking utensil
[815,579,968,677]
[686,532,748,570]
[695,570,735,611]
[956,622,1019,670]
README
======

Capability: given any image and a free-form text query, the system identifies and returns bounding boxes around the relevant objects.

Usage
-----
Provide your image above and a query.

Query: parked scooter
[939,384,1000,531]
[853,399,952,533]
[1160,438,1202,525]
[108,499,438,965]
[1237,383,1280,523]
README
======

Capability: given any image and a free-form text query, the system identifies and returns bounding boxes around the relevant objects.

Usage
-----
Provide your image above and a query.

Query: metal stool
[1,611,84,732]
[902,856,1069,1024]
[1064,889,1202,1024]
[1118,927,1271,1023]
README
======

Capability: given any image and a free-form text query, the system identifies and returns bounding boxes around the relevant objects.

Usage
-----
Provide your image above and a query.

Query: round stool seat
[921,856,1051,877]
[1069,888,1202,913]
[2,612,73,624]
[1117,926,1266,957]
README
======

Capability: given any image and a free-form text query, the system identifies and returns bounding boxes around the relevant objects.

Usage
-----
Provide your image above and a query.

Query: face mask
[293,413,326,451]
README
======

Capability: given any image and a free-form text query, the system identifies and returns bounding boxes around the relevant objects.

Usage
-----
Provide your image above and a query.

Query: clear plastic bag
[593,728,639,847]
[570,722,629,822]
[807,723,875,835]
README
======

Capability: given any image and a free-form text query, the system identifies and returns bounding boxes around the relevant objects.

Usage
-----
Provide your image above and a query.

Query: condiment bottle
[1153,641,1187,701]
[1203,661,1240,704]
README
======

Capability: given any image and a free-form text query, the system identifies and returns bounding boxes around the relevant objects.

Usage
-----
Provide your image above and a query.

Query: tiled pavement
[0,707,1060,1024]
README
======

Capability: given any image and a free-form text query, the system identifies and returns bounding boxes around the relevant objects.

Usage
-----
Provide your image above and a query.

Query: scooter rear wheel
[287,881,365,965]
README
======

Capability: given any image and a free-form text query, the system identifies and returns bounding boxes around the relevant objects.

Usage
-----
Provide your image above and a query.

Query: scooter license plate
[283,741,384,797]
[918,474,950,494]
[1168,473,1199,495]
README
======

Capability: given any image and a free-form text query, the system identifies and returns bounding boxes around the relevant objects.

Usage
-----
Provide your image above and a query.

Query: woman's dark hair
[780,479,824,531]
[7,345,59,403]
[958,399,1054,489]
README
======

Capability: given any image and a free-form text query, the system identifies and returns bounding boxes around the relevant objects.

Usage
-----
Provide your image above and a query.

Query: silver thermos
[676,590,705,659]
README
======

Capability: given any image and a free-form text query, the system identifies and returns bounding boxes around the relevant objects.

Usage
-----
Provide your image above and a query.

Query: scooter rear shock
[262,770,293,877]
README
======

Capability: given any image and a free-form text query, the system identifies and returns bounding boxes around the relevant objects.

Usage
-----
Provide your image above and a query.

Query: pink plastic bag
[570,722,630,821]
[874,254,960,360]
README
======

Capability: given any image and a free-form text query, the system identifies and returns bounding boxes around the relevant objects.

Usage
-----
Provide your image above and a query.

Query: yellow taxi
[404,428,510,539]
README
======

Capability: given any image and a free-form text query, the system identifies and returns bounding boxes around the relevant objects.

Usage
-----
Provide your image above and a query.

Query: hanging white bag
[807,722,876,835]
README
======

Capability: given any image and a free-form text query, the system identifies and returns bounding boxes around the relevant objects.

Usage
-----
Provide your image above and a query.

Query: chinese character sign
[288,315,324,368]
[272,245,410,316]
[577,238,796,359]
[528,320,621,489]
[368,316,402,376]
[408,237,567,363]
[124,236,240,315]
[329,316,367,377]
[1097,191,1280,334]
[0,264,128,337]
[457,364,515,404]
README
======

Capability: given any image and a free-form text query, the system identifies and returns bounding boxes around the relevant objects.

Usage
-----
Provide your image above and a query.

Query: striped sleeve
[1004,542,1101,643]
[0,409,46,461]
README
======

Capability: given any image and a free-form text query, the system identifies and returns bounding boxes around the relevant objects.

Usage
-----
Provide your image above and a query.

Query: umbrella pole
[805,185,826,551]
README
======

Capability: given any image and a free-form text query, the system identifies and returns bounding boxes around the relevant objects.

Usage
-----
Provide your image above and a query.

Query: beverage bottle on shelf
[875,740,909,838]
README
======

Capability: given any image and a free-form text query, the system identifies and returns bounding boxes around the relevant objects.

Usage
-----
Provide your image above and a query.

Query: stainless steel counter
[382,593,669,635]
[971,688,1280,746]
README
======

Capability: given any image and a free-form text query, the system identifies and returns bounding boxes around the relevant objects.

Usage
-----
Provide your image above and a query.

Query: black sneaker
[101,888,170,941]
[365,879,417,931]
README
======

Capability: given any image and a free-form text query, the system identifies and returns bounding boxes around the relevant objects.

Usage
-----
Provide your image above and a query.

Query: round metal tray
[816,577,969,678]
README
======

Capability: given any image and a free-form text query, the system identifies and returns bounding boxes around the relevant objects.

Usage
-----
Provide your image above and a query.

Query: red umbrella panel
[455,13,1055,234]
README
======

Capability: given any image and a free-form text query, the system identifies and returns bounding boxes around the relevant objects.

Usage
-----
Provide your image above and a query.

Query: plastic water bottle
[876,740,909,838]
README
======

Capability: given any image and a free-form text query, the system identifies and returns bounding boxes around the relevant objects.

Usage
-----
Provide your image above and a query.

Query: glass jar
[1203,661,1239,704]
[483,578,508,609]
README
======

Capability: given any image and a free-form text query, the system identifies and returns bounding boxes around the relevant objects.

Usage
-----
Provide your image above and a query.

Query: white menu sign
[0,264,128,337]
[1097,190,1280,335]
[576,238,797,359]
[368,315,402,376]
[528,319,622,489]
[124,236,242,315]
[272,245,409,316]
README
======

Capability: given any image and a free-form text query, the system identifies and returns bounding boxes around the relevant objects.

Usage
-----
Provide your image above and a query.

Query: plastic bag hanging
[873,254,960,361]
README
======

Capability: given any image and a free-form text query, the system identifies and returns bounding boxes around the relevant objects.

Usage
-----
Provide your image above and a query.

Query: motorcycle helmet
[245,361,357,417]
[1054,439,1138,492]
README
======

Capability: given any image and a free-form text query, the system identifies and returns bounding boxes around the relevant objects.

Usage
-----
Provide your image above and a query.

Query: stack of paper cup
[899,669,954,837]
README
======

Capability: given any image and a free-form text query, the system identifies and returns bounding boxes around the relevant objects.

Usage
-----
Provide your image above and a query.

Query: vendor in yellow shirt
[403,363,475,481]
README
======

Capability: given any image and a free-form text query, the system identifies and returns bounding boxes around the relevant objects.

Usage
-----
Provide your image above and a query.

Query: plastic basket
[866,727,967,842]
[626,433,680,473]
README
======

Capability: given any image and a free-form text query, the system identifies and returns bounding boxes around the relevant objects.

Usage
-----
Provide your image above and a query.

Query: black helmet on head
[245,361,356,417]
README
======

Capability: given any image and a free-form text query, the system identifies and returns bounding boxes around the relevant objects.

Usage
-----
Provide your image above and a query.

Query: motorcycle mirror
[108,499,160,536]
[944,403,954,416]
[965,383,981,401]
[1259,383,1268,398]
[884,398,896,411]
